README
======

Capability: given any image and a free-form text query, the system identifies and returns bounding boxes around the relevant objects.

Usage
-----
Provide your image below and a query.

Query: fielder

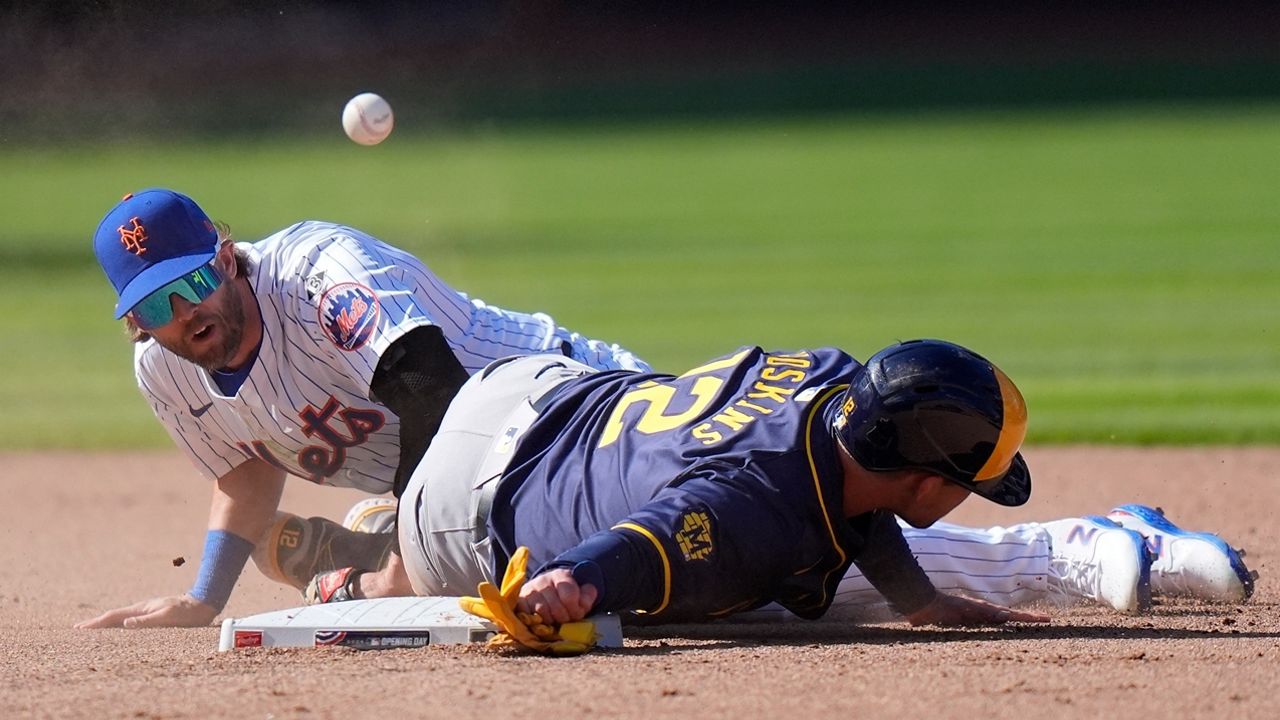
[79,188,649,629]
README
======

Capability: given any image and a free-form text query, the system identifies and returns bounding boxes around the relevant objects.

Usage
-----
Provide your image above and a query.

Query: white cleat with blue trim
[1107,504,1257,603]
[1043,516,1153,614]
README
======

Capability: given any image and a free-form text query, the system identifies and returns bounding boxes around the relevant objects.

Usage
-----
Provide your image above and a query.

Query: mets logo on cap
[117,217,149,255]
[318,282,380,351]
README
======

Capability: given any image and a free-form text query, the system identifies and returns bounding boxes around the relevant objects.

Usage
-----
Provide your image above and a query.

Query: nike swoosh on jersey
[190,402,215,417]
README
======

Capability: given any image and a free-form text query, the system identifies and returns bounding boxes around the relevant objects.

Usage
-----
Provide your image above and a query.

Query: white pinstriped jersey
[135,221,650,493]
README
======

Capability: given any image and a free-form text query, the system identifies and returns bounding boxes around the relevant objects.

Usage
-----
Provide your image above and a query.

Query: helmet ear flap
[863,416,896,450]
[835,370,894,466]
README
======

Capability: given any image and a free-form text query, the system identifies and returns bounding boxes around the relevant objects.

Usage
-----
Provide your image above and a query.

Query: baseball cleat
[342,497,398,534]
[1043,516,1153,614]
[304,567,366,605]
[1106,504,1256,603]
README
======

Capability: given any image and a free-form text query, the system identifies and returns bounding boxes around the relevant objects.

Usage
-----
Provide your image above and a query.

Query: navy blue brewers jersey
[487,347,936,623]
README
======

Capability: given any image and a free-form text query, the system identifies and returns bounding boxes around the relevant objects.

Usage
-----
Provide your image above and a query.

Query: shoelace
[1045,554,1100,605]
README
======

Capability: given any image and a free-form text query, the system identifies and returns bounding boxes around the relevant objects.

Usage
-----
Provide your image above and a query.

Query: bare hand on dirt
[906,592,1050,627]
[75,594,218,629]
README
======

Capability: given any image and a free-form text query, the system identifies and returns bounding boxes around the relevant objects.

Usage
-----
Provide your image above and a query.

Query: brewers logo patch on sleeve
[675,509,715,561]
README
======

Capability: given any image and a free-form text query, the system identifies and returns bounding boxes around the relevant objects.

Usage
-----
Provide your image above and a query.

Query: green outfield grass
[2,105,1277,448]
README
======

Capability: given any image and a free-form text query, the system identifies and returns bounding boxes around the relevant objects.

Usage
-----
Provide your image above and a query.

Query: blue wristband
[189,530,254,612]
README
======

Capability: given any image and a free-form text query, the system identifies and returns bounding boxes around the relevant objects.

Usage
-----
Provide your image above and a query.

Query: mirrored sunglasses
[128,264,224,330]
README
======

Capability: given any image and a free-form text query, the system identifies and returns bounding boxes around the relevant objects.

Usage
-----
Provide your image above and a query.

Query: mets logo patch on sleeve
[318,282,380,351]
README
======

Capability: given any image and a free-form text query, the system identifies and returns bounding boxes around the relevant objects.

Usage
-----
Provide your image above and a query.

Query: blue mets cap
[93,188,218,319]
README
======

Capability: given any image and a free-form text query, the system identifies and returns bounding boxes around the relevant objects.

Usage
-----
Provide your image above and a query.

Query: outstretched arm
[77,459,285,629]
[906,592,1050,626]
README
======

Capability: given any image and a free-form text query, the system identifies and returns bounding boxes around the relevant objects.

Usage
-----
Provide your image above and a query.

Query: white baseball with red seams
[342,93,395,145]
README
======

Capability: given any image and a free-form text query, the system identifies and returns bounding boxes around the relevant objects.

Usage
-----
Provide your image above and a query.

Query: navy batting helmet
[832,339,1031,506]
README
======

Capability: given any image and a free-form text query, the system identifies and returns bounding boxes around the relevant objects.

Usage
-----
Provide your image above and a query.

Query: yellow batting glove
[499,546,528,604]
[458,547,599,656]
[458,546,533,624]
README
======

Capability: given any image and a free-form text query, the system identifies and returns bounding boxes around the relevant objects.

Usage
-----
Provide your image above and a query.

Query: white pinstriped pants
[738,520,1053,623]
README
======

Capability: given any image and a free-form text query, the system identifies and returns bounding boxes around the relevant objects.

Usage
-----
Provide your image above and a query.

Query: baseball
[342,92,394,146]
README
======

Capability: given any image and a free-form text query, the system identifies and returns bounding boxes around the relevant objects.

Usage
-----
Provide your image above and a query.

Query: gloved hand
[459,546,599,655]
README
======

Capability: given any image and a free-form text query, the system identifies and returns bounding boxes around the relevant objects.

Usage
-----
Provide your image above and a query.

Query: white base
[218,596,623,651]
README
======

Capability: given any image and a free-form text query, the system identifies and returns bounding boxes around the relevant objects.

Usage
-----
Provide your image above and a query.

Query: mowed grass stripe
[1,106,1276,447]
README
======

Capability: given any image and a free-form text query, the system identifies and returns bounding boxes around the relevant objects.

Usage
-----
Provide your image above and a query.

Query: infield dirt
[2,448,1276,719]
